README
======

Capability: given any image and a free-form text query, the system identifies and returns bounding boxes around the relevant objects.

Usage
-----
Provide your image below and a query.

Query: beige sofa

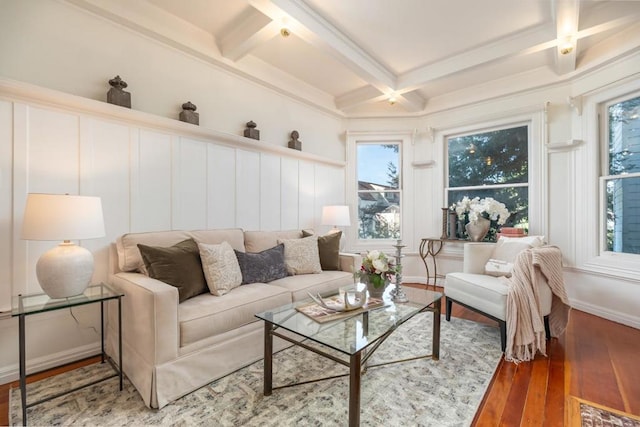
[105,228,359,409]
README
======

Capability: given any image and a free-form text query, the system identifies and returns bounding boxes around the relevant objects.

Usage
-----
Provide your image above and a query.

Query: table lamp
[321,205,351,249]
[21,193,105,299]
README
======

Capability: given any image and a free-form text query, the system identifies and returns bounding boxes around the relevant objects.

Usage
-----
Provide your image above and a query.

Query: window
[446,125,529,229]
[357,142,401,240]
[602,94,640,255]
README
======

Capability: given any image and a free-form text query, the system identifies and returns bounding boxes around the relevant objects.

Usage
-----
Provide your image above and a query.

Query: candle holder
[391,239,409,303]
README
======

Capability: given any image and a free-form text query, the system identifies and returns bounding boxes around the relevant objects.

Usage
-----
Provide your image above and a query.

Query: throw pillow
[137,238,208,303]
[278,235,322,275]
[498,235,545,247]
[488,238,533,265]
[198,241,243,296]
[484,259,514,277]
[302,230,341,271]
[234,244,288,284]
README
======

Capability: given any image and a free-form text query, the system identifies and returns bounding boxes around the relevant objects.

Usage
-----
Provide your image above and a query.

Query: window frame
[346,131,414,252]
[444,123,531,226]
[575,77,640,279]
[598,90,640,258]
[439,112,545,239]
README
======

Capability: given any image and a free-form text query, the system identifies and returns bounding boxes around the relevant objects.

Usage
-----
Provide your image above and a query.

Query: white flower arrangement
[357,250,397,288]
[451,196,510,225]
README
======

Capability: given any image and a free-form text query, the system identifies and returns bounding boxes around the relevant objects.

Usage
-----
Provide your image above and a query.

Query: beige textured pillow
[198,241,242,296]
[489,238,533,264]
[278,235,322,275]
[498,235,545,247]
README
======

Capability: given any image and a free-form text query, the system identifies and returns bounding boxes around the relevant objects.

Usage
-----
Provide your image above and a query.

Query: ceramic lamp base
[36,242,94,299]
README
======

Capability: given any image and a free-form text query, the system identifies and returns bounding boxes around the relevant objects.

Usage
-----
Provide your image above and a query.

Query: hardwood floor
[1,287,639,426]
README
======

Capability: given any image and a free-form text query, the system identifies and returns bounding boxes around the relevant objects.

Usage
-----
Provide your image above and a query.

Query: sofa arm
[339,252,362,274]
[109,272,179,365]
[463,243,496,274]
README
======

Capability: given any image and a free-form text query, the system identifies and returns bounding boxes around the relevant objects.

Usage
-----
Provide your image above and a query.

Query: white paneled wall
[4,101,346,296]
[0,100,12,310]
[0,86,345,380]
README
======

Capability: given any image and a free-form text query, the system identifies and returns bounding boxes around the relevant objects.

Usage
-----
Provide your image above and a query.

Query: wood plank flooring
[1,286,639,426]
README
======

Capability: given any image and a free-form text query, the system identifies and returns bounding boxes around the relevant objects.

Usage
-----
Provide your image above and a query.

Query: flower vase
[361,274,389,298]
[465,217,491,241]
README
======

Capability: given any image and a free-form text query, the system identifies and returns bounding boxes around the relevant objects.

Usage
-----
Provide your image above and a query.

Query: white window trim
[346,131,414,253]
[436,112,546,240]
[576,81,640,279]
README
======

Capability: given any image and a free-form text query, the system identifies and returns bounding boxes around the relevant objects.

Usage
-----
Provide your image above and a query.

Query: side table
[419,238,464,289]
[11,283,123,425]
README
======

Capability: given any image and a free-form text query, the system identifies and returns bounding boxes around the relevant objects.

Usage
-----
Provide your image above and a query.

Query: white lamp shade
[321,205,351,227]
[21,193,105,299]
[22,193,105,241]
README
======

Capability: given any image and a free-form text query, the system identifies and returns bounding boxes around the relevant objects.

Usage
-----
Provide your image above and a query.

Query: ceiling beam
[397,24,555,92]
[219,9,280,61]
[335,85,387,110]
[553,0,579,75]
[395,90,426,112]
[249,0,397,93]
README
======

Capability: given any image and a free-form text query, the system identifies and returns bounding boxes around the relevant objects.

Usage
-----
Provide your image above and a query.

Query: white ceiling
[71,0,640,116]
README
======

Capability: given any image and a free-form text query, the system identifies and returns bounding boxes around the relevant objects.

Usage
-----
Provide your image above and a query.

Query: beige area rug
[567,396,640,427]
[11,315,502,426]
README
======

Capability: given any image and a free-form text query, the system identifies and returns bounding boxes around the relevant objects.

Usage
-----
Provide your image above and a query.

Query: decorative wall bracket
[568,96,583,116]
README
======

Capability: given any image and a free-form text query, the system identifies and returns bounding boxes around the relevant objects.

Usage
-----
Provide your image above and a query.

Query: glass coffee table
[255,285,442,427]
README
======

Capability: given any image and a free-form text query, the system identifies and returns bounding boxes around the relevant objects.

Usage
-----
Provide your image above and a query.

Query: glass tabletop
[12,283,123,316]
[255,286,442,356]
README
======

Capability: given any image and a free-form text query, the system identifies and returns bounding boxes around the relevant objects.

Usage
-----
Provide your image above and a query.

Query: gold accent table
[419,237,464,289]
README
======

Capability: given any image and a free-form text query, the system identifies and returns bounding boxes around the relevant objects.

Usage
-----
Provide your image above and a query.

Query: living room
[1,0,639,425]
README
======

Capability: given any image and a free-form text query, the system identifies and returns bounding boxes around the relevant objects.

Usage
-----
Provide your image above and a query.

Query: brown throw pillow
[303,230,341,271]
[137,238,208,303]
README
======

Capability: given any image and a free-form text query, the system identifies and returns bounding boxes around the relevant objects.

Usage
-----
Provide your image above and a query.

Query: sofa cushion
[178,283,291,347]
[278,235,322,275]
[117,228,245,273]
[243,230,303,253]
[234,244,288,284]
[198,242,242,296]
[137,239,208,303]
[302,230,341,271]
[268,271,353,302]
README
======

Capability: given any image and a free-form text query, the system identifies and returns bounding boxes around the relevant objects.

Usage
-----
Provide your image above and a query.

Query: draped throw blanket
[503,246,571,363]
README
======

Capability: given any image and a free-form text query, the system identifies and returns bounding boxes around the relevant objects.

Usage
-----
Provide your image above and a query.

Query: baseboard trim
[569,299,640,329]
[0,342,101,385]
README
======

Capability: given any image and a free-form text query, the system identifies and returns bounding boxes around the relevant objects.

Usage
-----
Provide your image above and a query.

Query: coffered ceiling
[68,0,640,116]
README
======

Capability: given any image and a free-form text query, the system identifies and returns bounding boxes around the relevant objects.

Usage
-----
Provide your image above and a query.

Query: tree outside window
[357,143,401,239]
[447,125,529,233]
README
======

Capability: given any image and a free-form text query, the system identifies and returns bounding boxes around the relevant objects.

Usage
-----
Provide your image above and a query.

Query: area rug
[567,395,640,427]
[11,314,502,426]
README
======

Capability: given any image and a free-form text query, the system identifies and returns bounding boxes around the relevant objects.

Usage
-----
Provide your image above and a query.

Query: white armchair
[445,242,552,352]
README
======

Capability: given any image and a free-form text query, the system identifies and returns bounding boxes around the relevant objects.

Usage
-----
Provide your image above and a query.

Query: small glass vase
[465,217,491,241]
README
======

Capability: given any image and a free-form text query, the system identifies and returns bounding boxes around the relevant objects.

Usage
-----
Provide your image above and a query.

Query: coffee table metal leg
[19,313,27,425]
[349,352,362,427]
[264,322,273,396]
[433,298,441,360]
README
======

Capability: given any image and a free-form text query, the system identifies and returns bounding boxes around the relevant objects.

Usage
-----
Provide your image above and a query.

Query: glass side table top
[255,286,442,356]
[12,283,123,316]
